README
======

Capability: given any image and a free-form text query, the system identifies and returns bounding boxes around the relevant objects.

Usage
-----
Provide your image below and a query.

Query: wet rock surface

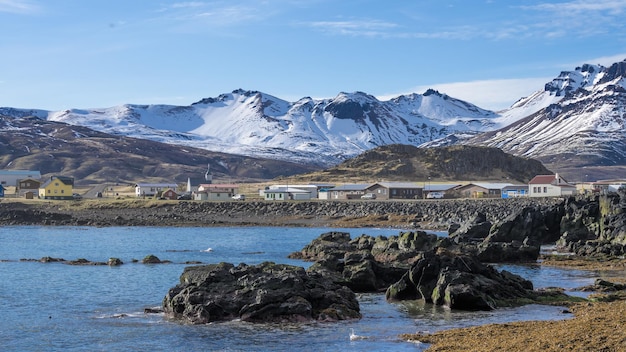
[385,249,535,310]
[162,262,361,324]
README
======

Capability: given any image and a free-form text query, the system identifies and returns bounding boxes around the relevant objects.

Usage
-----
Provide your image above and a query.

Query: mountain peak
[423,88,447,98]
[598,59,626,85]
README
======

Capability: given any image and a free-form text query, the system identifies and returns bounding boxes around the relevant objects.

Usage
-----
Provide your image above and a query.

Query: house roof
[41,176,74,188]
[17,177,41,183]
[265,187,311,194]
[529,175,558,184]
[529,174,575,187]
[135,183,178,188]
[424,184,460,192]
[371,182,421,189]
[199,183,238,188]
[456,182,514,190]
[502,184,529,190]
[325,184,370,191]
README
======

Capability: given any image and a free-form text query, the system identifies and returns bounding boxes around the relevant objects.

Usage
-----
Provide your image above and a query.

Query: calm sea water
[0,226,607,351]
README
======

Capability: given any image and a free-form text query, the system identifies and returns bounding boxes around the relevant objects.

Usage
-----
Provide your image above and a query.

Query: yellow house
[39,176,74,200]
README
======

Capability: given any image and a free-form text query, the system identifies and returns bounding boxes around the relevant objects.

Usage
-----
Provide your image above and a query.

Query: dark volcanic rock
[290,230,444,292]
[385,249,534,311]
[449,212,492,242]
[449,206,561,263]
[556,191,626,256]
[162,262,361,324]
[142,254,167,264]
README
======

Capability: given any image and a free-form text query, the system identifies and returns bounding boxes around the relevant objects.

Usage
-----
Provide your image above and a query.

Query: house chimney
[555,173,559,184]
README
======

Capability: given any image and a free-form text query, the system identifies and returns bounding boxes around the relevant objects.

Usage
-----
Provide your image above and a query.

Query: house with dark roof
[39,176,74,200]
[452,182,514,198]
[0,170,41,187]
[528,174,576,197]
[365,182,422,200]
[17,178,42,198]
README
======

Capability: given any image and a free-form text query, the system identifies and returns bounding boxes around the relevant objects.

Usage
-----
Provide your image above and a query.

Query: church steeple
[204,163,212,184]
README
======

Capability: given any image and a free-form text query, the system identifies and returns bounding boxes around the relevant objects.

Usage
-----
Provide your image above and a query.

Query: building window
[543,187,547,193]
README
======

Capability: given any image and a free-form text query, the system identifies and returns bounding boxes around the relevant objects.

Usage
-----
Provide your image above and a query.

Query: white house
[194,183,238,201]
[322,184,370,200]
[0,170,41,187]
[528,174,576,197]
[261,184,321,199]
[135,183,179,197]
[264,187,312,201]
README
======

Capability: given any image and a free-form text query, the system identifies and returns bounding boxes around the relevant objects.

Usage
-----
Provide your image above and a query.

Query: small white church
[186,163,213,194]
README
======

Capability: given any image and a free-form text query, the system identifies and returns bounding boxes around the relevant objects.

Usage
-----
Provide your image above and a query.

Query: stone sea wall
[0,197,564,228]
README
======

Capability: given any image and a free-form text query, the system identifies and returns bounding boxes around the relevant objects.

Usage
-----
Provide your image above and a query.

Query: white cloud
[0,0,40,14]
[522,0,626,12]
[581,53,626,66]
[171,2,205,9]
[515,0,626,38]
[306,20,398,37]
[378,77,552,111]
[155,1,277,28]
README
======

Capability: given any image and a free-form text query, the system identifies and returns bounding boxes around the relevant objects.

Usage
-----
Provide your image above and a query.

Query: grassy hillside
[287,144,552,184]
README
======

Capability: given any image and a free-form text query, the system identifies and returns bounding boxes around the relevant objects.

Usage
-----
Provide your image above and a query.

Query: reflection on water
[0,226,618,352]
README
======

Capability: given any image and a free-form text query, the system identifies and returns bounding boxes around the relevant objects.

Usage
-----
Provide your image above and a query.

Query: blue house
[501,185,529,198]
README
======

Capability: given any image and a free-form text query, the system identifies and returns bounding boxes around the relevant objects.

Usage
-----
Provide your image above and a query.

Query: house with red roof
[528,173,576,197]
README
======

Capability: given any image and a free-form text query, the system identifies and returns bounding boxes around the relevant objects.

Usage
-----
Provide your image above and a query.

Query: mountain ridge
[2,59,626,181]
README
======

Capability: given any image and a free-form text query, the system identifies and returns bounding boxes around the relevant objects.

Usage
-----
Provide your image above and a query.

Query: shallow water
[0,226,603,351]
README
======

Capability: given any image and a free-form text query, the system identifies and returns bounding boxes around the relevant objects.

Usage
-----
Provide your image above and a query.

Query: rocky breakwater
[0,197,562,228]
[556,190,626,257]
[162,262,361,324]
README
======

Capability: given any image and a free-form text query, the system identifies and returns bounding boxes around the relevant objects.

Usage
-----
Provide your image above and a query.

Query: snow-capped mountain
[1,59,625,179]
[467,60,626,169]
[1,88,498,166]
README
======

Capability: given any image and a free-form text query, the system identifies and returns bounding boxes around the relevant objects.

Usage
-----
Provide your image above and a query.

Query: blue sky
[1,0,626,111]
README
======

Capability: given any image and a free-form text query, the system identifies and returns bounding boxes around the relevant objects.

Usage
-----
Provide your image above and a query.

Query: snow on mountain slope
[493,63,604,126]
[469,60,626,165]
[3,59,625,170]
[15,88,497,166]
[390,89,498,130]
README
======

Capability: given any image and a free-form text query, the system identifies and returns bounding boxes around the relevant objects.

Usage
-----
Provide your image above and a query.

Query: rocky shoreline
[3,193,626,350]
[0,197,563,228]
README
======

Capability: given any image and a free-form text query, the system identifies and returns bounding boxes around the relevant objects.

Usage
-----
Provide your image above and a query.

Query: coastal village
[0,166,624,201]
